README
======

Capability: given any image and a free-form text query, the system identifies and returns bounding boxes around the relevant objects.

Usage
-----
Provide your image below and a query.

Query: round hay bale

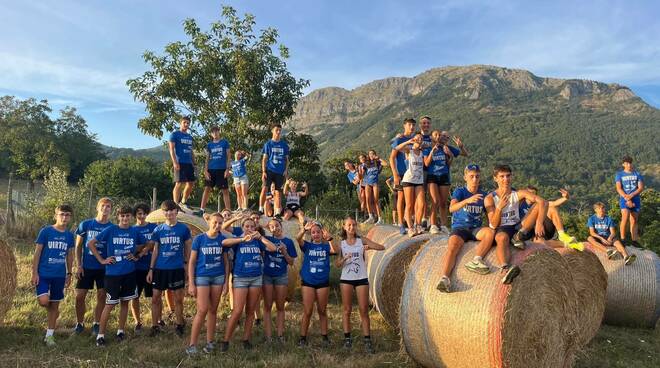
[0,239,18,324]
[400,240,580,368]
[555,248,607,347]
[584,243,660,328]
[276,219,304,299]
[368,233,435,328]
[145,209,209,236]
[366,225,400,245]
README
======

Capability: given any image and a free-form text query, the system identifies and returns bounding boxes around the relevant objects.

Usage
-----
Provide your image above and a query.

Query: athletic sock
[93,322,99,327]
[344,332,351,339]
[259,207,264,212]
[117,329,124,335]
[474,256,483,262]
[363,335,371,340]
[558,230,565,236]
[96,334,105,340]
[322,334,329,341]
[46,329,54,337]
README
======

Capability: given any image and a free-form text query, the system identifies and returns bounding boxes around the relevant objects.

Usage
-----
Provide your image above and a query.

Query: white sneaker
[363,216,375,224]
[429,225,440,234]
[375,218,383,225]
[440,226,450,234]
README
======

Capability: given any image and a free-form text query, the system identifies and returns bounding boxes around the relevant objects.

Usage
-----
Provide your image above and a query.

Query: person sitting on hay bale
[587,202,637,265]
[282,179,309,227]
[32,204,75,346]
[437,164,494,293]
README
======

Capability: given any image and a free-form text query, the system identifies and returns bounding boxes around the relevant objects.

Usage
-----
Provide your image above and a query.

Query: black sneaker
[255,318,262,327]
[219,341,229,352]
[277,335,286,344]
[73,323,84,334]
[631,240,641,248]
[134,322,143,334]
[364,339,375,354]
[343,338,352,349]
[157,320,166,327]
[297,337,307,347]
[96,337,106,347]
[511,231,526,249]
[501,265,521,284]
[175,324,185,337]
[116,332,125,341]
[242,340,253,350]
[92,323,100,336]
[321,335,330,348]
[150,325,161,337]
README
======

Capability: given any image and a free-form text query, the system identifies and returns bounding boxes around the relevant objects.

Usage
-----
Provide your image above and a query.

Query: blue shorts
[232,275,263,289]
[36,276,66,302]
[619,196,641,213]
[262,274,288,286]
[195,274,226,287]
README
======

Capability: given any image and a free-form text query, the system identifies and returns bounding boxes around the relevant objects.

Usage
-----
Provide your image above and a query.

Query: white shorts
[233,175,249,186]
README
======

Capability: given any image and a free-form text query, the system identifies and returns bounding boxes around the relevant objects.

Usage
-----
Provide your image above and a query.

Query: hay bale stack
[367,233,435,328]
[276,219,304,298]
[145,209,209,236]
[584,244,660,328]
[400,241,580,368]
[0,239,18,324]
[555,248,607,347]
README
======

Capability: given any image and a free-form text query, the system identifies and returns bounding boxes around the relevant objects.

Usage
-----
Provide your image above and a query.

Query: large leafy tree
[126,5,309,153]
[81,156,170,201]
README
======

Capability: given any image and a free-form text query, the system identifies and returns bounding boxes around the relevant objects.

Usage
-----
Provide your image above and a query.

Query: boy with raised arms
[200,126,231,213]
[74,197,113,335]
[259,123,290,217]
[32,204,75,346]
[88,205,146,346]
[615,155,644,246]
[146,200,192,337]
[169,116,196,211]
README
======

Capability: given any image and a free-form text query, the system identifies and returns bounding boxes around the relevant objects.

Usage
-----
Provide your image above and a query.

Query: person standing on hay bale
[335,216,384,353]
[220,217,279,351]
[437,164,494,292]
[361,150,387,225]
[168,116,197,213]
[484,165,547,284]
[262,218,298,342]
[519,186,584,251]
[31,204,75,346]
[259,123,290,218]
[231,150,251,211]
[283,179,309,227]
[185,212,230,355]
[296,221,338,348]
[200,126,232,214]
[146,200,192,338]
[424,130,460,235]
[344,161,365,218]
[130,203,158,334]
[393,132,426,238]
[389,118,417,235]
[87,205,147,347]
[74,197,114,336]
[587,202,637,265]
[615,155,645,247]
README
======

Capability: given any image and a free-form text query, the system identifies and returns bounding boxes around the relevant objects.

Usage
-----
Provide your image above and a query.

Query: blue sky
[1,0,659,148]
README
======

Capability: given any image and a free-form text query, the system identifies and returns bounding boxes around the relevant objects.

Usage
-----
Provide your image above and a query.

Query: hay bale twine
[400,240,580,368]
[0,239,18,324]
[555,248,607,347]
[584,244,660,328]
[145,209,209,236]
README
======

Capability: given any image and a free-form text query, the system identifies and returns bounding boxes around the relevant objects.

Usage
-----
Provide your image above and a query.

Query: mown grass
[1,237,659,367]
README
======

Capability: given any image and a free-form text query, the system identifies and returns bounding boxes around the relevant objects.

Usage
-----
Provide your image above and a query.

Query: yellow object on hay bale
[145,209,209,236]
[555,248,607,347]
[584,244,660,328]
[400,240,580,368]
[0,239,18,324]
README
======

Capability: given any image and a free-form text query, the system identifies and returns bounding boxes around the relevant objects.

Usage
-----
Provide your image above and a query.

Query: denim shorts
[233,175,249,186]
[195,274,226,287]
[233,275,263,288]
[262,274,288,286]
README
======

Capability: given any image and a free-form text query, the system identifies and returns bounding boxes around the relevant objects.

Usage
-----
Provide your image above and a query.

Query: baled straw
[145,209,209,237]
[0,239,18,324]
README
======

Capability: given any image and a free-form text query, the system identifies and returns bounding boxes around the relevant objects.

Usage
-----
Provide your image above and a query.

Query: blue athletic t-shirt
[451,187,487,229]
[262,139,289,174]
[192,233,226,278]
[152,222,192,270]
[231,158,247,178]
[169,130,194,164]
[421,134,433,157]
[587,215,615,238]
[519,200,532,219]
[207,139,230,170]
[231,239,265,278]
[347,171,357,186]
[133,223,158,271]
[96,225,145,276]
[264,236,298,277]
[363,162,382,185]
[300,241,331,285]
[76,219,113,270]
[615,170,643,196]
[427,146,460,176]
[391,135,413,177]
[35,226,75,278]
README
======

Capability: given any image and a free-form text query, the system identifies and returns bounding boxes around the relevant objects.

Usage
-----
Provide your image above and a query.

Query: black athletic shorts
[301,281,330,289]
[401,182,424,188]
[340,278,369,287]
[426,174,450,186]
[105,273,138,305]
[495,224,519,240]
[264,170,285,191]
[451,227,481,242]
[592,235,619,245]
[173,163,196,183]
[513,218,557,241]
[135,269,153,298]
[205,169,229,189]
[152,268,185,291]
[76,268,105,290]
[286,203,301,213]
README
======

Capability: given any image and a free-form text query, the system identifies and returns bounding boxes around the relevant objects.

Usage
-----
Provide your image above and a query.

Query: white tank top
[402,150,424,184]
[286,191,300,205]
[340,238,368,281]
[493,190,521,226]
